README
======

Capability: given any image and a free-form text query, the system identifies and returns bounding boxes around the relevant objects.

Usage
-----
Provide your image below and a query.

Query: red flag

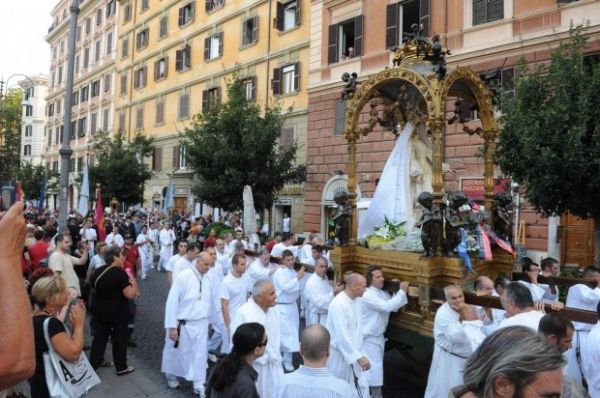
[95,188,106,242]
[16,181,24,201]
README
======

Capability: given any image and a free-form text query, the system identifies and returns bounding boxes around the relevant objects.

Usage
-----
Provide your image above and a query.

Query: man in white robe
[161,252,212,397]
[565,266,600,383]
[304,257,342,326]
[215,238,231,276]
[361,266,408,398]
[159,223,176,271]
[517,262,547,302]
[135,225,153,279]
[497,282,544,332]
[246,248,277,288]
[165,240,188,287]
[272,249,304,371]
[326,273,371,398]
[540,257,561,304]
[172,243,199,282]
[271,233,297,258]
[582,301,600,397]
[147,222,159,268]
[205,246,225,354]
[424,285,479,398]
[105,226,124,248]
[220,253,250,353]
[231,280,283,398]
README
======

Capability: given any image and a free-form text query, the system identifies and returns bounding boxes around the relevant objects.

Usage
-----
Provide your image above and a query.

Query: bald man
[326,273,370,398]
[161,252,213,396]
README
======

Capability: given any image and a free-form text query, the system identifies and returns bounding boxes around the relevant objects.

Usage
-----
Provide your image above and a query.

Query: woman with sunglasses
[206,322,267,398]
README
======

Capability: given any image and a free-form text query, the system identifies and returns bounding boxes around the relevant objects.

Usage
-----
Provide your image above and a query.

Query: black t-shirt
[90,265,131,322]
[32,315,66,376]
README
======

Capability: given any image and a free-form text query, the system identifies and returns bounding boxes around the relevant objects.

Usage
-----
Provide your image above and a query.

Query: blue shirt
[272,365,359,398]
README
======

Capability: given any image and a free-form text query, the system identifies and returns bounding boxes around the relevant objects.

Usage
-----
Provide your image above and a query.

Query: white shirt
[164,267,212,329]
[517,280,546,302]
[326,291,364,364]
[303,273,334,325]
[282,217,291,233]
[206,261,225,323]
[271,242,297,258]
[105,232,124,248]
[566,284,600,331]
[361,286,407,337]
[165,254,183,273]
[216,250,231,275]
[581,322,600,397]
[220,272,250,321]
[159,229,175,248]
[497,309,544,332]
[246,258,276,288]
[272,266,300,304]
[89,254,105,270]
[172,256,193,281]
[79,227,97,242]
[135,232,152,256]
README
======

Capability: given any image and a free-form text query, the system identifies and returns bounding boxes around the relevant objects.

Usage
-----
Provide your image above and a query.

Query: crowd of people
[1,201,600,398]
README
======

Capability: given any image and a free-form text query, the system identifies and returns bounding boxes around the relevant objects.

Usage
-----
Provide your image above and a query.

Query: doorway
[560,214,595,267]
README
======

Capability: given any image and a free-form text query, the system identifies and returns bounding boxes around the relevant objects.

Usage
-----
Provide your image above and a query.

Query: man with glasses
[49,233,89,297]
[161,252,213,397]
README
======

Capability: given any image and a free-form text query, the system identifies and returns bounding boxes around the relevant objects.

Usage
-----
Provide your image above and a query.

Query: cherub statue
[492,192,514,243]
[424,33,450,79]
[414,192,442,258]
[332,190,352,246]
[444,190,469,256]
[341,72,359,100]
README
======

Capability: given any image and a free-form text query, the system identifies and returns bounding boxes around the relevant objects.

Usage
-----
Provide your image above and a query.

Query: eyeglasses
[525,384,561,398]
[258,337,268,347]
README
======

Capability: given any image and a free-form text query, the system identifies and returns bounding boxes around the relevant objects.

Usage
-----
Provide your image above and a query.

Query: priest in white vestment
[326,273,371,398]
[424,285,479,398]
[135,225,154,279]
[564,266,600,383]
[304,257,343,326]
[161,252,213,396]
[231,280,283,398]
[159,223,176,271]
[361,266,408,398]
[272,249,304,371]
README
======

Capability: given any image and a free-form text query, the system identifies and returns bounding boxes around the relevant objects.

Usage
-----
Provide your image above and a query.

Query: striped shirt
[272,365,359,398]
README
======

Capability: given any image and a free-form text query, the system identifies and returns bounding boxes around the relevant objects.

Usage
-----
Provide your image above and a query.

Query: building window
[154,57,168,80]
[205,0,224,13]
[243,76,256,101]
[159,15,168,38]
[178,2,195,27]
[24,125,33,137]
[103,109,110,131]
[91,80,100,97]
[120,74,128,95]
[77,117,87,137]
[48,128,53,146]
[204,32,223,60]
[106,32,113,54]
[84,47,90,68]
[275,0,300,31]
[75,55,80,73]
[124,3,132,23]
[141,0,149,11]
[279,127,294,153]
[136,106,144,130]
[136,28,149,50]
[473,0,504,26]
[122,37,129,58]
[95,40,101,62]
[175,45,191,71]
[56,100,61,114]
[179,146,187,169]
[202,87,221,112]
[178,93,190,119]
[272,63,299,95]
[118,112,125,132]
[386,1,429,49]
[155,101,165,124]
[81,86,89,102]
[104,74,111,92]
[106,0,116,17]
[53,161,59,171]
[152,147,162,171]
[327,15,363,64]
[47,103,54,116]
[25,87,34,99]
[24,145,31,156]
[134,66,147,89]
[76,26,82,42]
[242,16,258,46]
[91,112,98,133]
[58,66,63,84]
[85,17,92,34]
[96,8,102,25]
[60,40,65,54]
[77,157,83,173]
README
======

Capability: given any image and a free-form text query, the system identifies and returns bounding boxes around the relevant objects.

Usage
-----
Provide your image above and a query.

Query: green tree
[182,77,304,212]
[495,26,600,263]
[17,162,59,200]
[89,131,154,205]
[0,88,24,182]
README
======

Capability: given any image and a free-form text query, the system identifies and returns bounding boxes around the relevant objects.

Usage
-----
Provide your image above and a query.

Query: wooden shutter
[172,146,180,169]
[295,0,301,26]
[293,63,300,92]
[184,45,191,68]
[190,2,195,21]
[205,0,211,12]
[216,87,221,106]
[204,37,210,60]
[154,60,159,80]
[160,16,167,36]
[354,15,363,57]
[272,67,281,95]
[143,66,147,86]
[488,0,504,22]
[156,101,164,124]
[154,147,162,171]
[252,16,258,42]
[163,57,168,79]
[175,49,182,71]
[420,0,430,36]
[218,32,224,56]
[275,1,284,31]
[202,90,209,112]
[251,76,257,100]
[178,6,184,26]
[328,24,338,64]
[386,3,399,49]
[473,0,487,26]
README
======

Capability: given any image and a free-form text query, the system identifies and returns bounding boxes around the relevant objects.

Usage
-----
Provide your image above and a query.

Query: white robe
[159,229,176,268]
[517,280,546,302]
[216,250,231,276]
[219,272,250,353]
[361,286,408,387]
[136,232,153,276]
[424,302,473,398]
[326,291,370,398]
[273,266,300,354]
[582,321,600,397]
[231,298,283,398]
[206,262,225,352]
[147,227,159,258]
[271,242,297,258]
[161,267,212,384]
[246,258,276,288]
[565,284,600,383]
[497,309,544,332]
[304,273,334,326]
[172,256,193,281]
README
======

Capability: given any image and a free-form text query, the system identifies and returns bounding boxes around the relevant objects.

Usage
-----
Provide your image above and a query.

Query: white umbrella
[243,185,260,250]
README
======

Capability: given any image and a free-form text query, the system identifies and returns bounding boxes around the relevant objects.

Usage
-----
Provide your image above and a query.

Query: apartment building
[19,75,49,166]
[44,0,118,210]
[305,0,600,264]
[115,0,309,231]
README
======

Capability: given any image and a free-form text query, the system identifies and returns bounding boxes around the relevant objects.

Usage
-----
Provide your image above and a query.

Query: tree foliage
[182,77,304,212]
[496,26,600,221]
[0,88,23,182]
[17,162,59,200]
[89,131,154,205]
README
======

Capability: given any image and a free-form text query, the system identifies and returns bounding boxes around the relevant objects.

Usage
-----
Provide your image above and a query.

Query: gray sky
[0,0,54,85]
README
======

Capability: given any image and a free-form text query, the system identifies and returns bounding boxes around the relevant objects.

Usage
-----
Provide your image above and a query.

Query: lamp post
[58,0,80,232]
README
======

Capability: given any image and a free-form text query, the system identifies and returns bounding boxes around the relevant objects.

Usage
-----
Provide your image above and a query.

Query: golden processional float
[329,30,515,354]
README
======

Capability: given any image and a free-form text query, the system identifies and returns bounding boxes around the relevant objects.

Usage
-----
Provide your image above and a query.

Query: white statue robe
[326,291,370,398]
[135,232,153,276]
[159,229,175,269]
[231,298,283,398]
[272,266,300,354]
[582,321,600,397]
[424,302,474,398]
[304,273,334,326]
[361,286,408,387]
[161,267,212,385]
[246,258,276,288]
[564,284,600,383]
